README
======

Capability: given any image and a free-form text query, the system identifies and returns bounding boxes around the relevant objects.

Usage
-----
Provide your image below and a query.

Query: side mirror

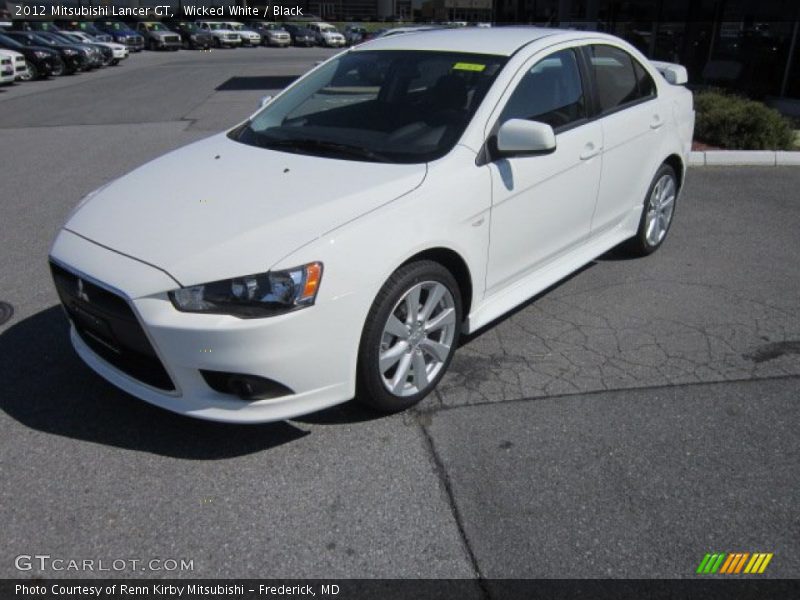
[495,119,556,157]
[651,61,689,85]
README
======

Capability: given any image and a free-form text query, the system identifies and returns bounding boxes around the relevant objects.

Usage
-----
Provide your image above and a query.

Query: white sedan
[50,28,694,423]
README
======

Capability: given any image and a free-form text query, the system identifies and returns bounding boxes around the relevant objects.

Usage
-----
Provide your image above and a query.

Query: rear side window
[499,48,586,131]
[590,45,655,113]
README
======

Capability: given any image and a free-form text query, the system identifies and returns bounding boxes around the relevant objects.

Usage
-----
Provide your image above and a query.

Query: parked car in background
[56,21,114,43]
[135,22,181,51]
[196,22,242,48]
[282,23,316,47]
[34,31,105,69]
[60,31,128,65]
[163,21,213,50]
[0,32,64,79]
[308,22,345,47]
[343,25,370,46]
[48,28,694,423]
[0,47,28,81]
[43,31,111,67]
[245,22,290,47]
[3,31,85,74]
[94,21,144,52]
[0,49,15,84]
[375,26,442,38]
[220,22,261,46]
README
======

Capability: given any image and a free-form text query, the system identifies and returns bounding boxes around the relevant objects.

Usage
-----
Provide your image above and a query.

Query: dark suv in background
[2,30,86,74]
[0,32,64,79]
[282,23,316,47]
[93,21,144,52]
[163,21,213,50]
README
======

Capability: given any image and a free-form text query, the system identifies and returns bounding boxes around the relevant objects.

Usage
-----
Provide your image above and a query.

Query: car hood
[65,133,427,287]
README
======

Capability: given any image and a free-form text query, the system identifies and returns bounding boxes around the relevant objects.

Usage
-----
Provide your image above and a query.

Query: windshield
[147,23,168,31]
[208,23,222,30]
[231,50,506,164]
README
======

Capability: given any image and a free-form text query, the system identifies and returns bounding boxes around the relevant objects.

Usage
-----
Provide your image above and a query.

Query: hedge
[693,91,795,151]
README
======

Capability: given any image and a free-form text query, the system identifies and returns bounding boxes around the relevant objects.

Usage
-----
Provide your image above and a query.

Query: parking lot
[1,48,798,579]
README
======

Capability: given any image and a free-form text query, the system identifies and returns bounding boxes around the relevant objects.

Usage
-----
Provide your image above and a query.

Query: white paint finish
[50,29,695,422]
[591,98,670,234]
[705,150,775,166]
[65,133,427,286]
[485,121,604,295]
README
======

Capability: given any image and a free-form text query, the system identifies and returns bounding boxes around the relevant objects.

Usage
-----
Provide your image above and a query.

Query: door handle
[650,115,665,129]
[580,142,602,161]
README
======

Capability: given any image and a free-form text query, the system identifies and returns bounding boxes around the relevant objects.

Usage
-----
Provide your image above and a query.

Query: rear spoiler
[650,61,689,85]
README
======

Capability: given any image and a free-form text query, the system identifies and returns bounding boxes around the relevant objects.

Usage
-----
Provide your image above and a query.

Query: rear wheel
[357,261,462,412]
[623,163,678,256]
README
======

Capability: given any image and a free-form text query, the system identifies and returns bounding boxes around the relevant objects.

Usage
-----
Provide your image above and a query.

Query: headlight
[169,262,323,318]
[63,48,79,56]
[33,50,50,59]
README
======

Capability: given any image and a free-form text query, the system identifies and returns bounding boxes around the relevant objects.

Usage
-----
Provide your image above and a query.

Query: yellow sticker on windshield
[452,62,486,72]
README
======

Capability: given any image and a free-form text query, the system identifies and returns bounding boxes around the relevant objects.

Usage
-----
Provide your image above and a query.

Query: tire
[623,163,678,257]
[111,58,119,66]
[214,37,221,49]
[357,260,462,412]
[22,60,37,80]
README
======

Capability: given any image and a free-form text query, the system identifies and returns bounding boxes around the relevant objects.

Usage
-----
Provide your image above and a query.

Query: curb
[689,150,800,166]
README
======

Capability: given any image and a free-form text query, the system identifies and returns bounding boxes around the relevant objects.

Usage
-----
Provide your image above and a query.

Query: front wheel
[21,61,37,80]
[357,261,462,412]
[623,163,678,256]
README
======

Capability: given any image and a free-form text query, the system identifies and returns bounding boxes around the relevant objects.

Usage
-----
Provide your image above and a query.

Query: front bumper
[50,229,358,423]
[153,37,181,50]
[63,54,85,72]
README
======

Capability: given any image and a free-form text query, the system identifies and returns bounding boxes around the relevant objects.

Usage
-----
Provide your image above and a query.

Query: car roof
[356,26,605,56]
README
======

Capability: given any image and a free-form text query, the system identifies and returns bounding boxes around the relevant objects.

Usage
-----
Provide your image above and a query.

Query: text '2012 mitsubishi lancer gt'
[50,28,695,423]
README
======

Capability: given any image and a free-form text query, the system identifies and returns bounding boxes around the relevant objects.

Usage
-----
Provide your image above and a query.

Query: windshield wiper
[260,138,388,162]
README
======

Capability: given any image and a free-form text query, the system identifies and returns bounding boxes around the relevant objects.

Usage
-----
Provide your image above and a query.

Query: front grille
[50,261,175,391]
[165,35,179,43]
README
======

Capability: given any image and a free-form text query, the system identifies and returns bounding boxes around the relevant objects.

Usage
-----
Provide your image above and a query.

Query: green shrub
[694,91,795,150]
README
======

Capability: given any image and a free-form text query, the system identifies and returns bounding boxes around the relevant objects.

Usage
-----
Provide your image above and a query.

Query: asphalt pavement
[0,48,798,580]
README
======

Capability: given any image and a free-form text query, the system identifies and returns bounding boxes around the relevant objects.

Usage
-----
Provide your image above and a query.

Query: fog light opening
[200,370,294,401]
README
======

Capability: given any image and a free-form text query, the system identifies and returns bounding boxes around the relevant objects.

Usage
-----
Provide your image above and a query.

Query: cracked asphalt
[0,49,798,580]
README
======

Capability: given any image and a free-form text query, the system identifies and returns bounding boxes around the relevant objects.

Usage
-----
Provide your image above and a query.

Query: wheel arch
[664,153,685,190]
[399,247,474,320]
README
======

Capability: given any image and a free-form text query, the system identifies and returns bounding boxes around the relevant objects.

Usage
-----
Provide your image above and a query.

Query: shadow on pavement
[0,307,309,459]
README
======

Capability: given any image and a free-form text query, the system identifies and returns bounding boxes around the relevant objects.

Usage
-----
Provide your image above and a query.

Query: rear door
[586,44,665,235]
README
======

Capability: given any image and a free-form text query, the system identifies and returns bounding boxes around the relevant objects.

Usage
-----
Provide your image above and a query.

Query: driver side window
[499,49,586,131]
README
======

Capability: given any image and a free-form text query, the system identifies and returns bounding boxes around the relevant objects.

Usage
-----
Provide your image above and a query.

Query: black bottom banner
[2,579,800,600]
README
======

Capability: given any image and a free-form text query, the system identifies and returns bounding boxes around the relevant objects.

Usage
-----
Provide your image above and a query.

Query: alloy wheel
[645,173,676,246]
[378,281,457,397]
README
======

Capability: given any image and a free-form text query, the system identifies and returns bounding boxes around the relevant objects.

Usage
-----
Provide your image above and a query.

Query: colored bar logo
[696,552,773,574]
